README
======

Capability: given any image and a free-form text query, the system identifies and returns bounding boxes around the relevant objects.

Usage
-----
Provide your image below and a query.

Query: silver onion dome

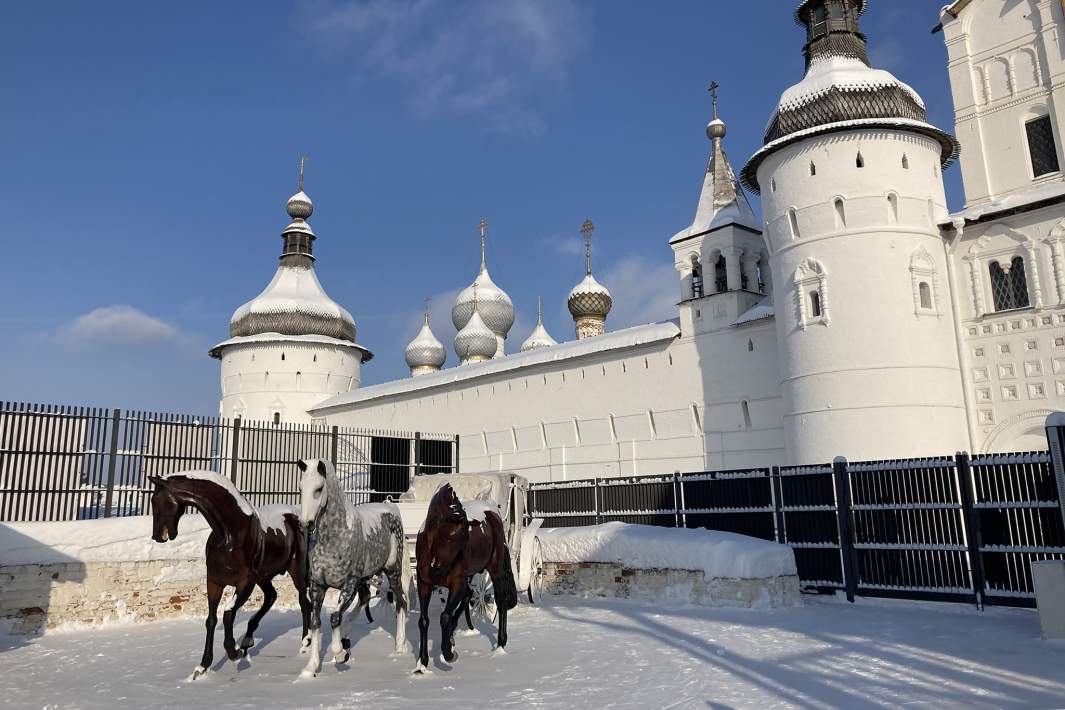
[405,306,446,374]
[567,273,613,320]
[286,190,313,220]
[521,298,558,353]
[451,220,515,352]
[454,289,498,364]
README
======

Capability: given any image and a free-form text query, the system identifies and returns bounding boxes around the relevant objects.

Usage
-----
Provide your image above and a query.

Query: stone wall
[542,561,801,608]
[0,558,303,635]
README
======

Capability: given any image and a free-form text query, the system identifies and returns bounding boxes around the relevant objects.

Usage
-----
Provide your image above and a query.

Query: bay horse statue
[415,483,517,673]
[148,471,311,681]
[297,459,410,679]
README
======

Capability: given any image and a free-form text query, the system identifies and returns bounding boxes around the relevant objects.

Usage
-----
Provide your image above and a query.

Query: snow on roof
[311,321,681,413]
[209,332,373,360]
[732,298,775,327]
[949,181,1065,225]
[230,264,355,340]
[776,56,925,116]
[538,521,797,579]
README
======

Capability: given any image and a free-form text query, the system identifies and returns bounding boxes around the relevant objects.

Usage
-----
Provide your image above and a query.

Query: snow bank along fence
[529,444,1065,609]
[0,400,457,522]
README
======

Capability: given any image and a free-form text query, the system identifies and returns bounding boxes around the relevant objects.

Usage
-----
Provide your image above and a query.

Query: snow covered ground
[2,595,1064,709]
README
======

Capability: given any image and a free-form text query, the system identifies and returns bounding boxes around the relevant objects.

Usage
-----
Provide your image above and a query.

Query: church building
[213,0,1065,480]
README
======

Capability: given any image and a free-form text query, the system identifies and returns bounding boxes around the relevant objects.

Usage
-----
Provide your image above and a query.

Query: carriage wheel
[527,537,545,605]
[470,572,498,625]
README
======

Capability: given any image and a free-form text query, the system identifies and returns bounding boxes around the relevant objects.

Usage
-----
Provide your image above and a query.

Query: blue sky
[0,1,959,415]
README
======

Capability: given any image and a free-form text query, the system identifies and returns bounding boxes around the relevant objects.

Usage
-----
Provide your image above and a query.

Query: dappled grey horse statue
[297,459,410,678]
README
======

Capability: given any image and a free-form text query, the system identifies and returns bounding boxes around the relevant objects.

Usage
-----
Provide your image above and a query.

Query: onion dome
[741,0,959,193]
[567,220,612,340]
[405,305,446,376]
[228,160,357,343]
[451,219,514,358]
[520,297,558,353]
[454,286,498,364]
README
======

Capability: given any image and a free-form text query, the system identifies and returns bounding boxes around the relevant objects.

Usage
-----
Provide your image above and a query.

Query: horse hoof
[185,666,208,682]
[412,663,431,675]
[493,645,508,656]
[241,637,255,650]
[227,648,242,661]
[443,650,457,663]
[298,669,317,680]
[333,650,350,664]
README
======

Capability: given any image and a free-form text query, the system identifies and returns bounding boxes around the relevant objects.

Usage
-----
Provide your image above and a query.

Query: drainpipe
[944,219,979,453]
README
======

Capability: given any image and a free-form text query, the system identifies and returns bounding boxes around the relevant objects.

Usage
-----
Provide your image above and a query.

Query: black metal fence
[0,401,457,522]
[528,449,1065,608]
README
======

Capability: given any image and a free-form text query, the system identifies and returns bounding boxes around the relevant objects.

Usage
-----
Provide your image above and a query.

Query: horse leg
[361,580,374,625]
[299,583,326,679]
[439,579,465,664]
[223,580,256,661]
[240,579,277,656]
[189,579,224,681]
[384,564,408,654]
[288,544,312,652]
[328,577,362,664]
[458,581,474,631]
[414,581,431,673]
[497,605,508,652]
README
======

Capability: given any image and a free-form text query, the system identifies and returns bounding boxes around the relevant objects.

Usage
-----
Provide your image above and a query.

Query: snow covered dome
[451,221,515,351]
[454,293,498,364]
[520,298,558,353]
[286,190,313,220]
[405,307,446,375]
[741,0,958,193]
[567,274,612,321]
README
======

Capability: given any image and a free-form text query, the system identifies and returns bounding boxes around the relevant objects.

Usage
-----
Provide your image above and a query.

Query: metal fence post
[833,456,858,603]
[771,465,785,545]
[1045,412,1065,524]
[673,471,681,528]
[594,477,601,525]
[454,434,461,474]
[229,417,242,484]
[102,408,121,518]
[955,451,987,609]
[413,431,422,479]
[330,425,339,468]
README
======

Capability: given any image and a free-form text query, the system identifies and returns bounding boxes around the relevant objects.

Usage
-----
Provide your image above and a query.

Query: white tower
[452,219,515,358]
[209,160,372,424]
[567,219,612,339]
[740,0,969,464]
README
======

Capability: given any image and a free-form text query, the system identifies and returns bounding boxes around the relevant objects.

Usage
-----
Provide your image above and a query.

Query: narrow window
[741,400,752,429]
[990,257,1031,311]
[313,354,317,363]
[1026,115,1061,178]
[771,178,777,192]
[714,254,728,293]
[809,161,817,176]
[887,193,898,224]
[919,282,932,309]
[833,198,846,229]
[809,291,822,318]
[902,154,909,170]
[747,339,754,352]
[281,352,285,361]
[273,412,281,425]
[295,371,302,389]
[856,151,865,168]
[691,257,704,299]
[788,209,800,239]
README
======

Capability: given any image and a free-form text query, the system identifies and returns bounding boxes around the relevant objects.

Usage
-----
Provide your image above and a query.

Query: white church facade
[211,0,1065,480]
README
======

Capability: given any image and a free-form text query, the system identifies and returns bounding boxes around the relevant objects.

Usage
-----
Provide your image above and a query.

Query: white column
[742,255,760,293]
[723,247,742,292]
[965,256,985,318]
[1048,237,1065,305]
[1025,242,1045,309]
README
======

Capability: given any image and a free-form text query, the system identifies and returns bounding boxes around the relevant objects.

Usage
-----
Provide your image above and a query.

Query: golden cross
[298,156,307,191]
[581,219,595,274]
[709,81,719,120]
[478,217,488,267]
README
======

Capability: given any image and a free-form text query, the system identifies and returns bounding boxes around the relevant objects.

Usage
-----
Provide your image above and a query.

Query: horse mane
[161,474,255,550]
[427,483,466,525]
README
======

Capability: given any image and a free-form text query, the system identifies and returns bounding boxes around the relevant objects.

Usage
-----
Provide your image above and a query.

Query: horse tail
[495,544,519,612]
[385,506,410,612]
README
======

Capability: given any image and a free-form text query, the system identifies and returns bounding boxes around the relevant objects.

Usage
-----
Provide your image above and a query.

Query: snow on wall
[538,522,797,579]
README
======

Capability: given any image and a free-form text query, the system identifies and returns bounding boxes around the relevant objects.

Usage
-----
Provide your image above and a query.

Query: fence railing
[0,401,457,522]
[528,448,1065,608]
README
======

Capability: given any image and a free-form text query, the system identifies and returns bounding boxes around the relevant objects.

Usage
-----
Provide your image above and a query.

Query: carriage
[392,471,546,621]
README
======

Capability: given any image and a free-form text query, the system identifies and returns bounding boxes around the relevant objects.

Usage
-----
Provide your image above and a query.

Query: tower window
[902,154,909,170]
[809,162,817,176]
[919,282,932,309]
[990,256,1031,312]
[747,338,754,352]
[809,291,822,317]
[771,179,777,192]
[887,193,898,224]
[788,209,800,239]
[1026,116,1060,178]
[741,400,752,429]
[714,254,728,293]
[856,151,865,168]
[281,352,285,361]
[691,257,704,299]
[833,198,846,229]
[273,412,281,425]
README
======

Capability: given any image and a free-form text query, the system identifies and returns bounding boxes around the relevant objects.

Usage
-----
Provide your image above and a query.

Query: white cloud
[598,255,679,330]
[304,0,584,131]
[57,305,180,348]
[544,233,584,257]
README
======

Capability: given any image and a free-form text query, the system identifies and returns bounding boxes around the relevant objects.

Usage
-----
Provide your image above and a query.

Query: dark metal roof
[794,0,867,26]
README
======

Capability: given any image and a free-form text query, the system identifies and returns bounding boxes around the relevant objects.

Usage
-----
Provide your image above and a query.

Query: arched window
[273,412,281,425]
[810,161,817,176]
[295,371,302,390]
[741,400,752,429]
[788,209,800,239]
[809,291,822,317]
[887,193,898,224]
[990,256,1031,311]
[281,352,285,361]
[834,198,846,229]
[714,254,728,293]
[902,154,909,170]
[919,282,932,309]
[690,257,704,299]
[747,338,754,352]
[856,151,865,168]
[771,178,777,192]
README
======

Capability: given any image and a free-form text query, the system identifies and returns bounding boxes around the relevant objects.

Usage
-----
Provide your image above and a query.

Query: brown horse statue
[148,471,311,681]
[414,483,517,673]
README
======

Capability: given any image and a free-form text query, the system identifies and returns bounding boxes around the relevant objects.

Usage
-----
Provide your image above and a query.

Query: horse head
[298,459,331,531]
[424,483,481,582]
[148,475,186,543]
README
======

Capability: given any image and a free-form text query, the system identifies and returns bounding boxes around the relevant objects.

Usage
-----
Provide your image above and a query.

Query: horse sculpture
[297,458,410,679]
[148,471,311,681]
[414,483,517,673]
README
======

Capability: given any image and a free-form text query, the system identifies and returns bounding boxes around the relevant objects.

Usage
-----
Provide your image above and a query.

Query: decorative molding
[794,258,829,330]
[909,246,942,317]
